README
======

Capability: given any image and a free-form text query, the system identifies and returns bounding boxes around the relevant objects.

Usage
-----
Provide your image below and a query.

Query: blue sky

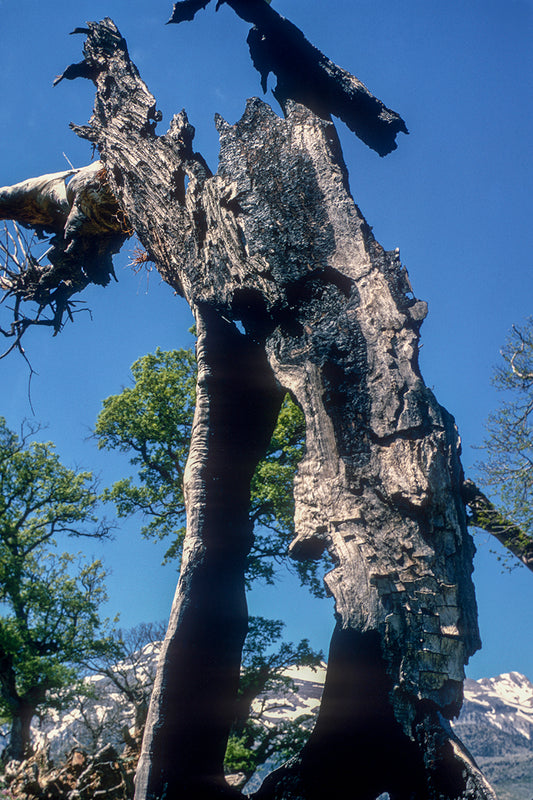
[1,0,532,681]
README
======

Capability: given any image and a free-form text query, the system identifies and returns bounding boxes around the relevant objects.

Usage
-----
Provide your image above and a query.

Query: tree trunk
[6,702,35,763]
[0,17,496,800]
[135,308,282,799]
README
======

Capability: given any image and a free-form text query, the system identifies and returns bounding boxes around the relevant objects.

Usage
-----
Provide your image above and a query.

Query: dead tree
[0,10,496,800]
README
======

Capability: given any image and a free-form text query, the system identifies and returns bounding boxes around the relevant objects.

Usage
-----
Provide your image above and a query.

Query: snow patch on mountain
[26,642,160,764]
[453,672,533,800]
[258,664,325,726]
[462,672,533,741]
[2,649,531,800]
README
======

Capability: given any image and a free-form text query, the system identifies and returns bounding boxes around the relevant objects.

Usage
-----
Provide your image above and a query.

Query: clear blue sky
[1,0,532,681]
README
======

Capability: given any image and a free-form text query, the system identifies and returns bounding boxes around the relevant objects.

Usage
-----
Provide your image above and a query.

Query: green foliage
[96,348,196,562]
[225,717,314,785]
[0,421,109,548]
[237,617,321,705]
[0,554,111,712]
[224,733,259,778]
[96,347,331,594]
[476,319,533,563]
[0,417,115,757]
[224,616,323,787]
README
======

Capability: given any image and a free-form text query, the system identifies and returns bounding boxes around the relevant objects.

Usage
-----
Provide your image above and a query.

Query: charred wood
[168,0,408,156]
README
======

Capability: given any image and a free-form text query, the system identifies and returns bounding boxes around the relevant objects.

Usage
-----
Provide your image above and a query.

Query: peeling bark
[0,17,495,800]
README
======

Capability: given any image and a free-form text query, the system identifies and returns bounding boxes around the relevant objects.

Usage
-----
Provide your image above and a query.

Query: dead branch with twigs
[0,221,83,358]
[0,163,130,358]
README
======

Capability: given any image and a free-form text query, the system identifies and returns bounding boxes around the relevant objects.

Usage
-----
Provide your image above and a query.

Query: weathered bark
[11,711,32,763]
[0,17,495,800]
[4,703,35,763]
[463,478,533,572]
[0,653,40,763]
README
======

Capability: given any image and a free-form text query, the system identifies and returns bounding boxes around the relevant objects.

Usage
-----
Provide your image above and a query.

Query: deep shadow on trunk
[5,702,35,763]
[135,308,283,799]
[253,627,486,800]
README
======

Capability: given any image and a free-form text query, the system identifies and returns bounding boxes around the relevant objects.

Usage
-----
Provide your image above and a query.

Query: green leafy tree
[95,347,329,594]
[465,318,533,571]
[95,348,196,564]
[224,616,323,790]
[0,417,115,761]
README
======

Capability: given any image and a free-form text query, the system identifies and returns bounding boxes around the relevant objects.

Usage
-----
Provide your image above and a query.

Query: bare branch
[509,339,533,382]
[168,0,408,156]
[0,164,129,357]
[463,478,533,572]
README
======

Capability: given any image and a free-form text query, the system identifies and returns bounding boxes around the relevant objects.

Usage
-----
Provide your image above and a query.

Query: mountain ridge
[1,654,531,799]
[453,671,533,800]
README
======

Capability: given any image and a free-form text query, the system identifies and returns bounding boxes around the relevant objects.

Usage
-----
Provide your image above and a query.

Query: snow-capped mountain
[459,672,533,747]
[259,664,326,726]
[452,672,533,800]
[2,650,531,800]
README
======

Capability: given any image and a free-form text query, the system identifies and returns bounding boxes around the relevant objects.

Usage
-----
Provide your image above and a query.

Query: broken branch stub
[168,0,408,156]
[0,16,495,800]
[463,479,533,572]
[0,162,127,343]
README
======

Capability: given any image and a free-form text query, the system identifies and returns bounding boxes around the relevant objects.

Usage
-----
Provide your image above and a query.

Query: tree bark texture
[5,702,35,763]
[0,18,495,800]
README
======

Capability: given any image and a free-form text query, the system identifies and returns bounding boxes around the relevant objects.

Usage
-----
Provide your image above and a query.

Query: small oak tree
[0,417,115,761]
[225,616,322,790]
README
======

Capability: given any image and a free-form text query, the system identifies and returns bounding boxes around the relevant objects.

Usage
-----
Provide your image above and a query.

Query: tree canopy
[95,348,196,564]
[0,417,115,761]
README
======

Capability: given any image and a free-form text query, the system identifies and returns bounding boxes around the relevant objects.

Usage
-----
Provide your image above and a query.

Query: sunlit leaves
[96,348,195,562]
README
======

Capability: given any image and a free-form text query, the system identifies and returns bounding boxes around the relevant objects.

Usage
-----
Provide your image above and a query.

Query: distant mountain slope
[452,672,533,800]
[2,653,531,800]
